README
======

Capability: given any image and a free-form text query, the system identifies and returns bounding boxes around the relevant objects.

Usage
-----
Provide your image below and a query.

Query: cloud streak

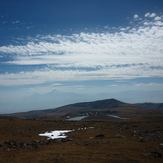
[0,12,163,85]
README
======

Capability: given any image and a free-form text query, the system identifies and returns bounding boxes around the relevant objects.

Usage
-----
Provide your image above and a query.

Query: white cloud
[144,12,158,18]
[154,16,161,21]
[133,14,139,19]
[12,20,21,24]
[0,66,162,86]
[0,13,163,86]
[145,12,150,17]
[150,13,157,18]
[134,82,163,90]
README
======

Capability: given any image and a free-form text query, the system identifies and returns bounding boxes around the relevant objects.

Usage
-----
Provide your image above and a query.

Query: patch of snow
[77,126,94,131]
[107,114,128,120]
[77,127,85,130]
[67,115,88,121]
[39,130,72,140]
[88,127,94,129]
[39,126,94,140]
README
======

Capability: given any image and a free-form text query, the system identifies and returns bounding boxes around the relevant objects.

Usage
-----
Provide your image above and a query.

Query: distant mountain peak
[99,98,125,103]
[1,98,163,120]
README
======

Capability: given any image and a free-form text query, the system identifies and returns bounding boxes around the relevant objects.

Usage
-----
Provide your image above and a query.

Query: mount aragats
[2,98,163,120]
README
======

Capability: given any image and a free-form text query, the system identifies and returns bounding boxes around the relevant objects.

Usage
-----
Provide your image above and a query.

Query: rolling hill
[1,98,163,120]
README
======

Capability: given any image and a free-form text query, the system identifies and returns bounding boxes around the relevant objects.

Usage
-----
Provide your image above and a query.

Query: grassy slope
[0,114,163,163]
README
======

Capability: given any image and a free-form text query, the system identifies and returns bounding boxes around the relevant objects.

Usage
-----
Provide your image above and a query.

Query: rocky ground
[0,115,163,163]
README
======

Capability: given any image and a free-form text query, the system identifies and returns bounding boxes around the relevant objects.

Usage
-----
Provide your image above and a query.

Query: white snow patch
[77,127,86,130]
[77,126,94,130]
[107,114,128,120]
[88,127,94,129]
[39,130,72,140]
[39,127,94,139]
[67,115,88,121]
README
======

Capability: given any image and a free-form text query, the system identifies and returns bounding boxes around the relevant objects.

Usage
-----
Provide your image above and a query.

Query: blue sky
[0,0,163,113]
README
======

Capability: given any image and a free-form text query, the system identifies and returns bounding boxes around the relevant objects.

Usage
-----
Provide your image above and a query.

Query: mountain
[2,99,163,120]
[136,103,163,110]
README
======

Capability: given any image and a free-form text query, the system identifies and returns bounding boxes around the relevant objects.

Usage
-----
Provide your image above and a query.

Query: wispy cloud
[0,12,163,85]
[133,14,139,19]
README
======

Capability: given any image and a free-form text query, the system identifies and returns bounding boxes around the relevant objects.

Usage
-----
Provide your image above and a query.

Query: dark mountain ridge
[1,98,163,120]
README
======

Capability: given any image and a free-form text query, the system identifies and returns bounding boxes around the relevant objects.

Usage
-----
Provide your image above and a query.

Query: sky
[0,0,163,113]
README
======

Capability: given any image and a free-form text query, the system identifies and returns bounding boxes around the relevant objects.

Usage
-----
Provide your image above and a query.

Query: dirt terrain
[0,114,163,163]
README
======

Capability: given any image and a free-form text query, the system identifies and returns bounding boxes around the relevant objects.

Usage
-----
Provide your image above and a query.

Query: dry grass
[0,115,163,163]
